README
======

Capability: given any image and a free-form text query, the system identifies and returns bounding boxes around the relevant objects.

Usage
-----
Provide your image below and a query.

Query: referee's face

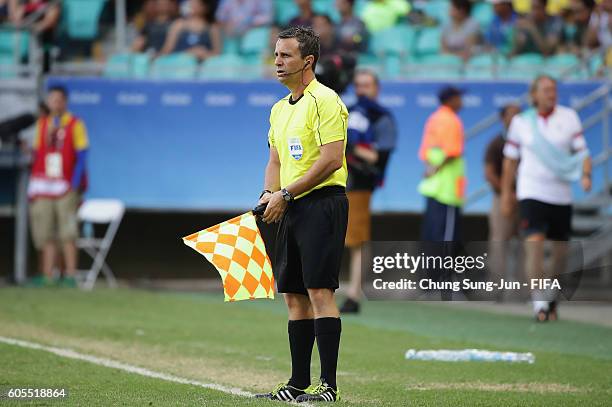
[274,38,304,86]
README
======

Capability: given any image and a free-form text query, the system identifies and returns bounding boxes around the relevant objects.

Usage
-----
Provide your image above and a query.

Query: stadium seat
[103,53,131,78]
[472,2,494,29]
[63,0,107,40]
[545,53,583,79]
[406,54,463,79]
[501,53,545,80]
[0,29,30,60]
[131,53,151,78]
[413,27,442,57]
[370,25,416,57]
[240,27,271,57]
[77,199,124,291]
[464,53,506,79]
[0,55,17,78]
[313,0,340,22]
[200,54,261,80]
[422,0,450,25]
[150,53,199,80]
[103,53,150,79]
[274,0,299,26]
[356,53,383,75]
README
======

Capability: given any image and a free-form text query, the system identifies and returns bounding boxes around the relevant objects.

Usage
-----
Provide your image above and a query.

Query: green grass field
[0,287,611,406]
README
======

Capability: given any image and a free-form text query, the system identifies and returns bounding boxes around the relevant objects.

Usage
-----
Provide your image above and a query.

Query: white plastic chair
[76,199,125,290]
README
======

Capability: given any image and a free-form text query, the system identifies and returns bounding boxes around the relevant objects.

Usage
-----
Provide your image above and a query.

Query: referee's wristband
[259,189,272,199]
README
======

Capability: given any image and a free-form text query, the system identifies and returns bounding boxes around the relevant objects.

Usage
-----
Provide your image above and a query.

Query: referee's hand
[262,191,287,224]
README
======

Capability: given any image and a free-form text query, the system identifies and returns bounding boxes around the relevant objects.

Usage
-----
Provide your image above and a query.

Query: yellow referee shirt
[268,78,348,199]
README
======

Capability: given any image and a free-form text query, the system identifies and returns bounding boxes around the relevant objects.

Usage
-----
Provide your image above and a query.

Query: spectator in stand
[215,0,273,40]
[160,0,221,61]
[560,0,596,53]
[512,0,563,56]
[9,0,60,71]
[28,86,89,288]
[313,14,337,57]
[132,0,178,53]
[336,0,368,53]
[361,0,410,33]
[485,0,518,55]
[312,14,356,94]
[441,0,481,60]
[286,0,316,28]
[0,0,9,22]
[586,0,612,54]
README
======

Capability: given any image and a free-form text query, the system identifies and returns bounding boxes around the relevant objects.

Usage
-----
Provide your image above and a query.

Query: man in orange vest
[28,86,89,287]
[418,86,466,241]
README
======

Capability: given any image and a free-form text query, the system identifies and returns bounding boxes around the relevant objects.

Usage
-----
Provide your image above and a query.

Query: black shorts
[275,186,348,295]
[519,199,572,241]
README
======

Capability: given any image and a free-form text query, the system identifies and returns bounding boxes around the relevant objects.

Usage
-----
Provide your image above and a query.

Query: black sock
[287,319,315,389]
[315,317,342,390]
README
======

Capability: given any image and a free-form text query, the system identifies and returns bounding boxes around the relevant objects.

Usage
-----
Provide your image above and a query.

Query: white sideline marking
[0,336,253,397]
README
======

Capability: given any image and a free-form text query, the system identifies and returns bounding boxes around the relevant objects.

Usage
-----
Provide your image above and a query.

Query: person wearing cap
[485,0,518,55]
[418,86,466,242]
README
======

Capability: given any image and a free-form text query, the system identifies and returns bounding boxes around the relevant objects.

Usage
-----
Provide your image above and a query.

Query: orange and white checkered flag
[182,211,275,302]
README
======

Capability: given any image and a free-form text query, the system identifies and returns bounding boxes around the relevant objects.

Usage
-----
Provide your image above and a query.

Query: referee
[255,26,349,403]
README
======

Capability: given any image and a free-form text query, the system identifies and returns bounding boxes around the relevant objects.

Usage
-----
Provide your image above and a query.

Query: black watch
[281,188,293,202]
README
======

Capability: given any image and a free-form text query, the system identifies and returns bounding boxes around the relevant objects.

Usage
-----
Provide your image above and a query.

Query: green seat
[371,25,415,56]
[132,53,150,78]
[103,53,131,78]
[64,0,107,40]
[414,27,441,57]
[0,29,29,60]
[151,53,199,79]
[422,0,449,25]
[472,2,494,29]
[545,53,582,79]
[104,53,150,78]
[199,54,249,80]
[464,53,506,79]
[0,55,17,79]
[501,54,545,80]
[274,0,299,26]
[356,53,383,75]
[406,55,463,79]
[313,0,340,22]
[240,27,270,57]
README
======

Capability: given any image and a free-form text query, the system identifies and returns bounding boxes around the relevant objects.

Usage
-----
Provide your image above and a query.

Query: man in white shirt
[501,75,592,322]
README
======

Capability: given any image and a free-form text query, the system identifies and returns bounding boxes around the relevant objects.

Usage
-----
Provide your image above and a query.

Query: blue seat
[274,0,299,26]
[103,53,151,78]
[150,53,199,79]
[240,27,270,57]
[407,57,463,80]
[199,54,253,80]
[0,29,30,60]
[370,25,416,56]
[501,54,545,80]
[64,0,107,40]
[414,27,442,57]
[464,53,506,79]
[103,53,131,78]
[422,0,450,25]
[472,2,494,29]
[545,53,582,79]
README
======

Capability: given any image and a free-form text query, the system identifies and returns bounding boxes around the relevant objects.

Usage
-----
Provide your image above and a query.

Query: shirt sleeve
[267,107,276,148]
[570,110,588,153]
[373,115,397,151]
[72,120,89,151]
[313,94,348,146]
[503,116,522,159]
